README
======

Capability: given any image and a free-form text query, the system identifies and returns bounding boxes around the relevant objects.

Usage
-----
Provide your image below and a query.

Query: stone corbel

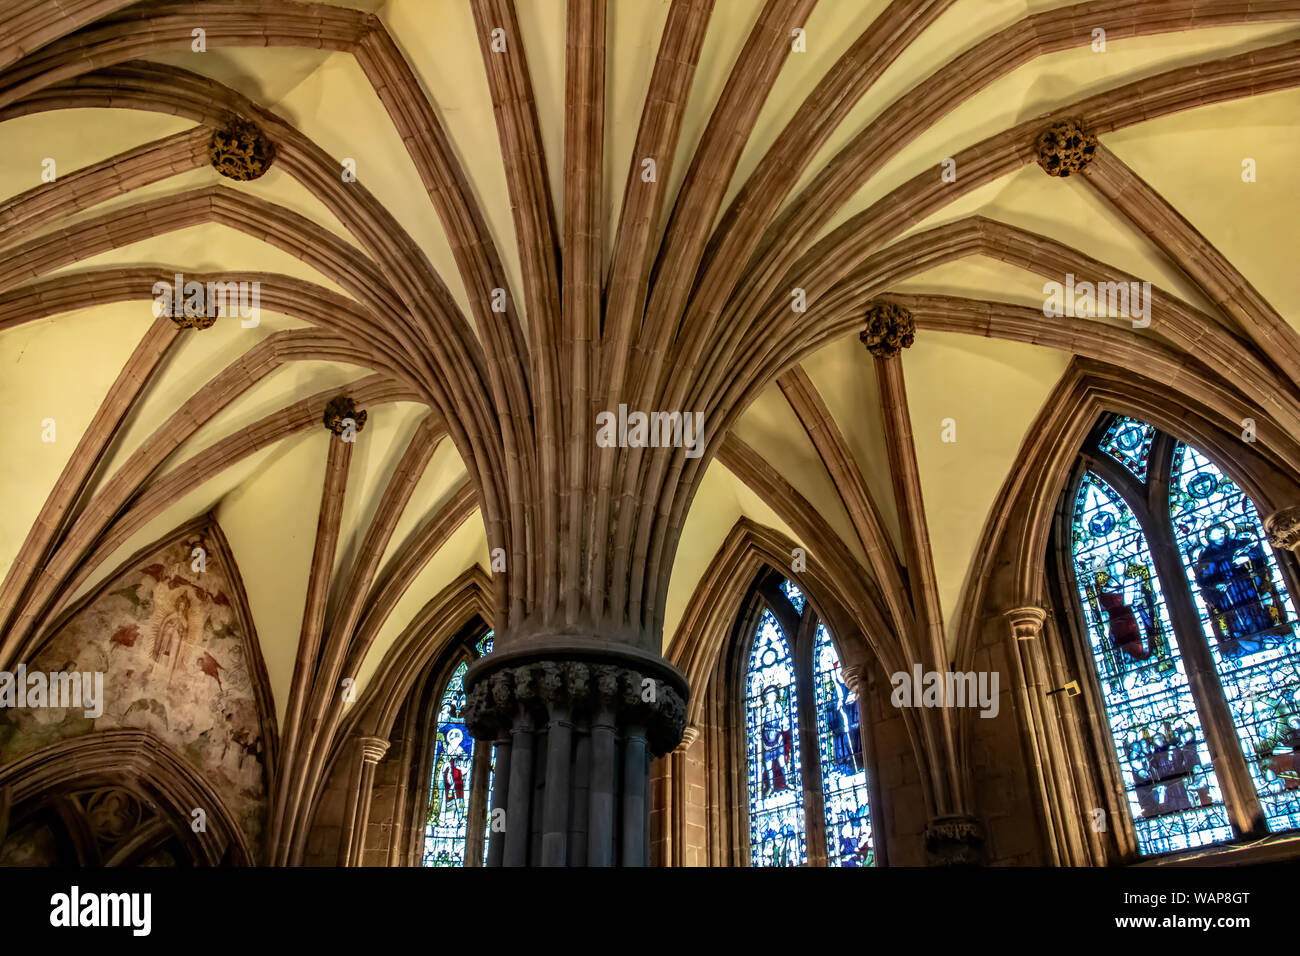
[1265,506,1300,555]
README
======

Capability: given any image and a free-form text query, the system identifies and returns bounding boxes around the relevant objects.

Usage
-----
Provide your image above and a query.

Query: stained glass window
[1169,444,1300,832]
[423,660,476,866]
[1099,415,1156,482]
[421,630,495,868]
[780,579,806,614]
[814,622,874,866]
[746,608,807,867]
[1071,472,1232,854]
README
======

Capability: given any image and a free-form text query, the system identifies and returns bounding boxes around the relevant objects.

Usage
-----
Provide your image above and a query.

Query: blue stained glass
[1072,472,1232,854]
[1100,415,1157,482]
[746,609,807,866]
[423,660,476,866]
[1169,444,1300,832]
[780,579,806,614]
[814,622,874,866]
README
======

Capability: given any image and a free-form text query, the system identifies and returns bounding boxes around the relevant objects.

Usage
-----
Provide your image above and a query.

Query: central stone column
[464,641,687,866]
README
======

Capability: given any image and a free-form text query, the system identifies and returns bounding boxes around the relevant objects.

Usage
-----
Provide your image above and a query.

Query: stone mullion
[795,608,828,867]
[1142,448,1267,839]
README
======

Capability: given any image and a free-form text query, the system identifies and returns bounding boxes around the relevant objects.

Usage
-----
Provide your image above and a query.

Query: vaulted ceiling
[3,0,1298,727]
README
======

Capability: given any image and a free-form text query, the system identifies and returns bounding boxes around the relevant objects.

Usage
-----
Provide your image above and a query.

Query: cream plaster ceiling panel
[732,380,868,566]
[1103,87,1300,331]
[0,109,193,203]
[166,360,375,474]
[60,441,292,616]
[799,332,903,554]
[808,22,1300,244]
[375,436,471,575]
[901,331,1072,644]
[661,458,803,651]
[217,428,333,723]
[0,305,144,579]
[329,400,438,584]
[354,512,489,700]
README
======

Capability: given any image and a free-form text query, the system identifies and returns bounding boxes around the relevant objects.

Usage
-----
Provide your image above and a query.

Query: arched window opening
[1064,414,1300,857]
[1169,444,1300,831]
[740,573,876,867]
[746,608,805,867]
[421,629,494,867]
[814,621,873,866]
[1070,471,1229,854]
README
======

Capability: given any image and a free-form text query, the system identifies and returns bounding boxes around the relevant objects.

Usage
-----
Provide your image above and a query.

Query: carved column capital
[1264,506,1300,553]
[357,736,389,765]
[860,300,915,358]
[1035,118,1097,177]
[1004,606,1048,641]
[465,656,688,757]
[924,814,986,867]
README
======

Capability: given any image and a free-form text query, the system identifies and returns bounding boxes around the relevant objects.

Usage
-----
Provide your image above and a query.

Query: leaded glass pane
[1169,443,1300,832]
[780,579,806,614]
[814,622,874,866]
[746,608,807,866]
[423,660,476,866]
[1099,415,1156,482]
[1072,472,1232,854]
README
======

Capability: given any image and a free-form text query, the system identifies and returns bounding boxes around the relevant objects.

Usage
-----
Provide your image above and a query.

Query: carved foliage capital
[465,659,687,756]
[924,814,986,867]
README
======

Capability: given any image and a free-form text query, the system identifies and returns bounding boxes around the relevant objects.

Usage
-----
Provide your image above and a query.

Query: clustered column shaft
[465,655,686,867]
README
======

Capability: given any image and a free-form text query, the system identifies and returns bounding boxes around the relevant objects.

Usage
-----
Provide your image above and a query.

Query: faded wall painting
[0,524,272,855]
